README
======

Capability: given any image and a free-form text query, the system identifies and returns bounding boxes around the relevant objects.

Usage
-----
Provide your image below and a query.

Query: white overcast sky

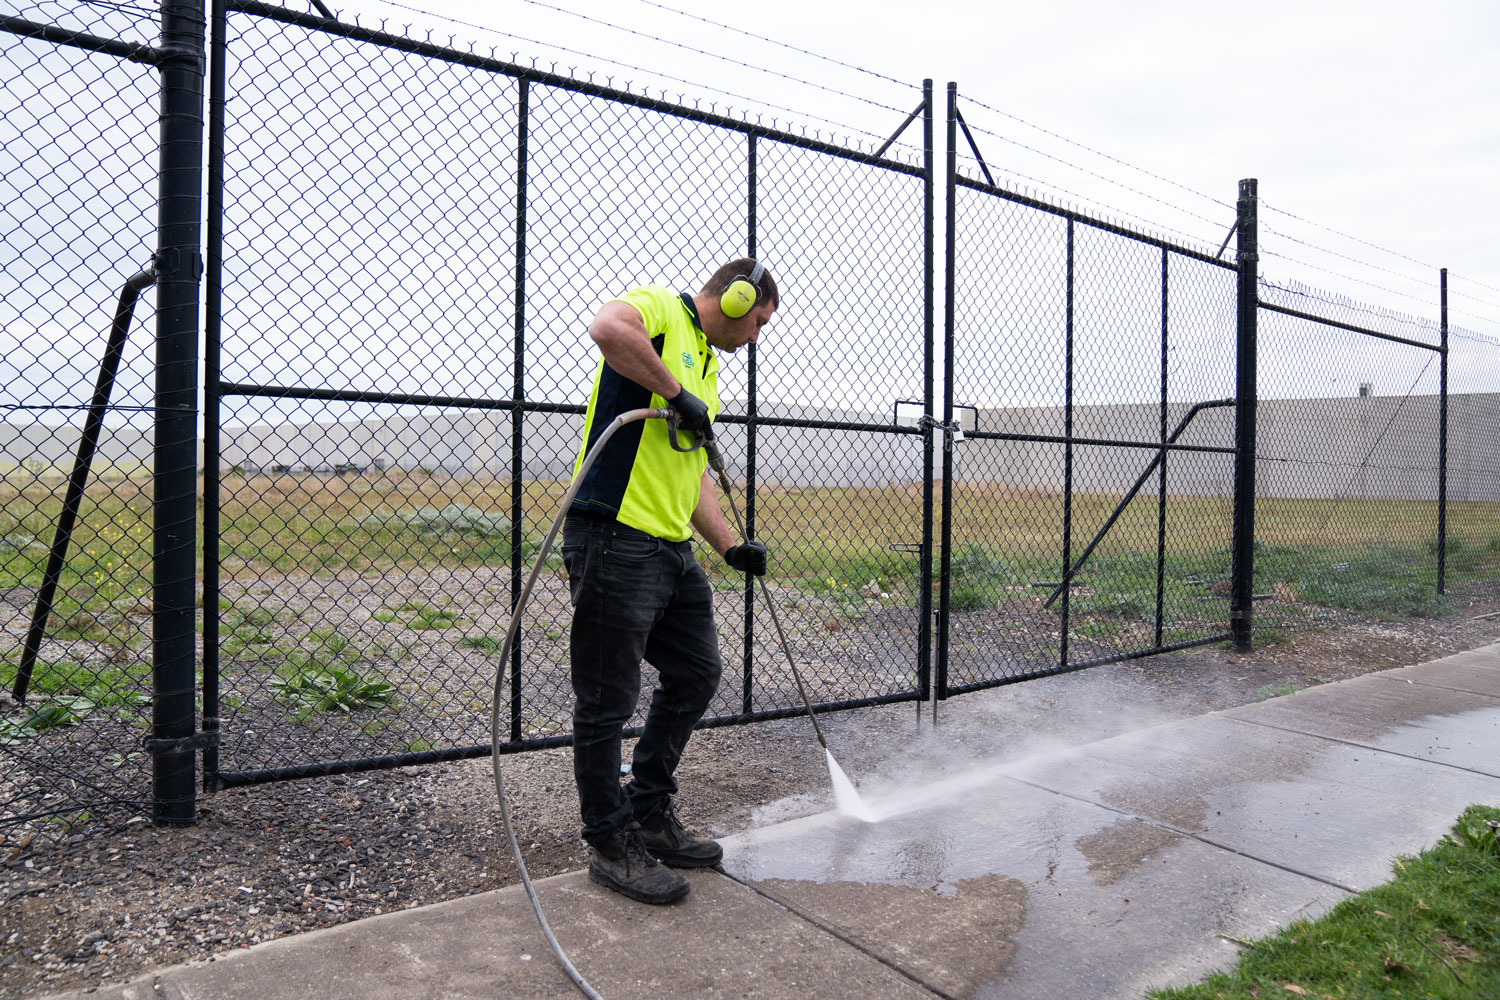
[332,0,1500,338]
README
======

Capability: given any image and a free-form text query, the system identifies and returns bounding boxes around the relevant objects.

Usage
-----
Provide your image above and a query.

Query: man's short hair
[702,258,779,309]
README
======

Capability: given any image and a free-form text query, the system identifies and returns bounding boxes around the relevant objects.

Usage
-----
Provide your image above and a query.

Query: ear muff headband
[720,259,766,319]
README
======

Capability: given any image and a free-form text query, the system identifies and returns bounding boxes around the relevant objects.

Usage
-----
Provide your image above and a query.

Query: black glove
[667,387,712,434]
[724,540,768,576]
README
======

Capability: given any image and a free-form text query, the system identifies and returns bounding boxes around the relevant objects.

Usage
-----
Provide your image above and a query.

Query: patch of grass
[1148,804,1500,1000]
[0,656,149,709]
[458,635,505,655]
[373,601,462,630]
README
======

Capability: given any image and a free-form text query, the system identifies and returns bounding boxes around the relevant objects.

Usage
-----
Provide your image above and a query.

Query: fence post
[931,79,948,702]
[151,0,207,825]
[1230,178,1259,653]
[1438,267,1448,595]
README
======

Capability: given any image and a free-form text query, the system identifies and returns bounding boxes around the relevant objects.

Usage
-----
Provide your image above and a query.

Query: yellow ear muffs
[720,259,765,319]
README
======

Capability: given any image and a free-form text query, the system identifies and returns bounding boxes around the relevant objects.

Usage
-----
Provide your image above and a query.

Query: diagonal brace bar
[12,266,157,703]
[954,107,995,188]
[1043,398,1235,610]
[874,95,928,160]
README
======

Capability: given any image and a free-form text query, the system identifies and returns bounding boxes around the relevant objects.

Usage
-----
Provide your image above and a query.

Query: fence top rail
[1258,299,1445,353]
[953,172,1237,270]
[225,0,927,178]
[0,13,162,65]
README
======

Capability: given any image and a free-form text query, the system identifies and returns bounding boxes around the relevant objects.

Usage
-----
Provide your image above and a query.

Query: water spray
[490,406,873,999]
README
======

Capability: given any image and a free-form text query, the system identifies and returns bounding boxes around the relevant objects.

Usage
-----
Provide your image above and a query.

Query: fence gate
[937,86,1244,697]
[202,3,936,791]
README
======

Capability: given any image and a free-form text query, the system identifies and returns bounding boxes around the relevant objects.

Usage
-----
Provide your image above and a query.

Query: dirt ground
[3,584,1499,998]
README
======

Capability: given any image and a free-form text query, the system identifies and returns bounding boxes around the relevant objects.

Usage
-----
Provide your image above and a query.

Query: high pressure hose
[490,407,845,997]
[489,406,671,1000]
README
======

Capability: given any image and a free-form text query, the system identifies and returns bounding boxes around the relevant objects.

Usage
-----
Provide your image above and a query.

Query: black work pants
[561,514,723,846]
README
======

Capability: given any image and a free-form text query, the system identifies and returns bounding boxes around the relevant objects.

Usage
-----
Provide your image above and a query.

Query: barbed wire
[371,0,914,128]
[1259,249,1439,314]
[1260,219,1438,291]
[952,150,1224,259]
[958,93,1232,212]
[627,0,916,93]
[336,0,924,156]
[955,118,1233,247]
[1258,278,1440,332]
[1260,197,1435,270]
[78,0,159,18]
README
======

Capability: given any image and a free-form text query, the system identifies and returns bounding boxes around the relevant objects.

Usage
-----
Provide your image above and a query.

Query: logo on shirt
[681,351,695,369]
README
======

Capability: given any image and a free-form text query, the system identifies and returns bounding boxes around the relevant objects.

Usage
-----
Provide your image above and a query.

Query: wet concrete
[45,645,1500,1000]
[719,646,1500,998]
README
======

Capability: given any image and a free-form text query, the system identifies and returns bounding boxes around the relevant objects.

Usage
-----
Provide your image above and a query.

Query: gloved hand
[668,387,712,434]
[724,540,768,576]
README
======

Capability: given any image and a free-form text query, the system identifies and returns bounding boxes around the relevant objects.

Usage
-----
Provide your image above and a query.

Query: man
[562,258,777,904]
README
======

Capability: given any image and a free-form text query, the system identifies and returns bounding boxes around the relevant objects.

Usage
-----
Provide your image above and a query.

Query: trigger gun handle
[665,407,711,453]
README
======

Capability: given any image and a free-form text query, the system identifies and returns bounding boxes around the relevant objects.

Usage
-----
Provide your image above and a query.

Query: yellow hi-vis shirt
[570,285,721,541]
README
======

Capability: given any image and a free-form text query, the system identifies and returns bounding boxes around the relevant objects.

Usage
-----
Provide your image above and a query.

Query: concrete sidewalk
[49,644,1500,1000]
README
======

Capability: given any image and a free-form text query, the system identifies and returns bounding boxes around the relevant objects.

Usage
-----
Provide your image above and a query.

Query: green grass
[373,601,463,630]
[458,635,505,655]
[0,654,149,710]
[1148,805,1500,1000]
[3,475,1497,641]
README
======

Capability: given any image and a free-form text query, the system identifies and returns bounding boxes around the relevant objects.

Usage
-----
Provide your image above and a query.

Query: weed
[270,664,395,722]
[458,635,504,655]
[0,695,94,744]
[1255,683,1302,700]
[374,601,462,630]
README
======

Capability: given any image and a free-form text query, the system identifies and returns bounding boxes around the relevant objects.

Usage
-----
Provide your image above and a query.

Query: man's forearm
[691,472,735,556]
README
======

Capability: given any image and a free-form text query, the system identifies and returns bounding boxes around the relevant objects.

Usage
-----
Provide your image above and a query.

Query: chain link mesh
[1255,283,1463,625]
[2,2,162,839]
[947,181,1240,688]
[210,9,930,784]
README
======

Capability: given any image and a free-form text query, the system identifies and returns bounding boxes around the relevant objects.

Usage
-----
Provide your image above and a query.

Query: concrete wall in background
[5,393,1495,501]
[960,392,1499,502]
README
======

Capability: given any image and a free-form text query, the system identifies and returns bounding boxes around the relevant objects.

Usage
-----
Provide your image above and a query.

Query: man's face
[710,300,775,353]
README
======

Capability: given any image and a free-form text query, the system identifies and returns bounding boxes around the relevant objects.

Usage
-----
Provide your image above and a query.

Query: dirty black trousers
[561,513,723,846]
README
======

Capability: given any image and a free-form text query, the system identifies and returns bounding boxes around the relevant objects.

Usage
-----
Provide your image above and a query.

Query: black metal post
[509,78,529,743]
[200,0,226,792]
[1061,219,1075,667]
[13,268,156,704]
[151,0,207,826]
[742,131,758,715]
[1230,178,1259,653]
[1156,247,1169,649]
[1438,267,1448,595]
[932,80,948,703]
[918,78,930,704]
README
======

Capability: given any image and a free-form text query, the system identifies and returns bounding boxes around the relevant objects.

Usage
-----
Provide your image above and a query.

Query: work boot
[637,798,723,868]
[588,823,690,904]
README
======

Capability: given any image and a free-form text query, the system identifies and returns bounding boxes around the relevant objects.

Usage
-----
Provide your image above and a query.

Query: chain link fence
[2,2,166,835]
[205,4,933,790]
[943,100,1241,692]
[4,3,1497,839]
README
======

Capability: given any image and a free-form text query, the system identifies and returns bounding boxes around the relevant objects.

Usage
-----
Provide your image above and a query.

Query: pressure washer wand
[703,439,827,751]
